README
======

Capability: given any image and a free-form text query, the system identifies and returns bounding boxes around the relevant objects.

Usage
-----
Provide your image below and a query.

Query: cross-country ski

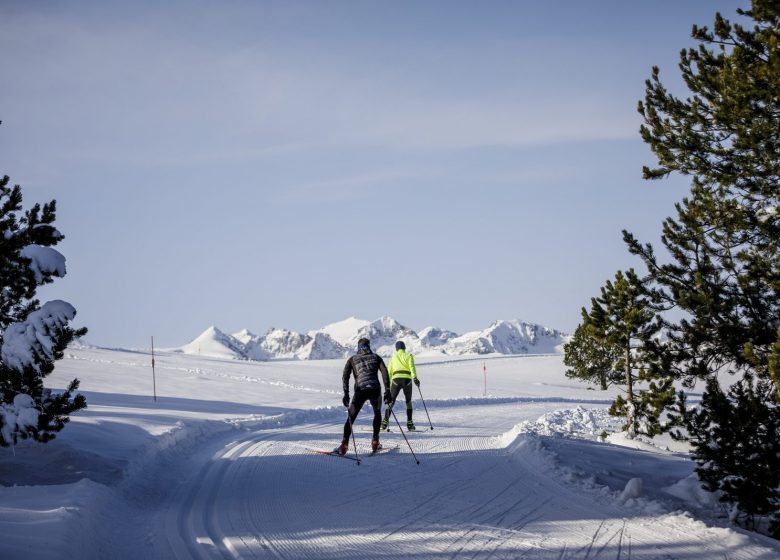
[311,449,362,463]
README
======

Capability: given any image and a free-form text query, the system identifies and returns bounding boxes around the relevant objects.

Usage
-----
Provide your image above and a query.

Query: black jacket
[342,348,389,394]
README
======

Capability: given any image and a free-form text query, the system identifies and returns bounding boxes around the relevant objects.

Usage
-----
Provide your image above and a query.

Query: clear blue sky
[0,0,747,347]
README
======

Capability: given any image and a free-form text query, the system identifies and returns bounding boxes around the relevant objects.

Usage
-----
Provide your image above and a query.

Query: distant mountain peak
[178,316,568,361]
[179,326,245,359]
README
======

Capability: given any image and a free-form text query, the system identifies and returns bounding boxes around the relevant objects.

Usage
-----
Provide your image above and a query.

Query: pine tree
[625,0,780,529]
[671,376,780,534]
[580,269,669,436]
[563,323,622,390]
[0,174,86,446]
[627,0,780,388]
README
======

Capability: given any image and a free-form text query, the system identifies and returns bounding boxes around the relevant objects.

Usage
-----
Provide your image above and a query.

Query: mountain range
[175,317,568,361]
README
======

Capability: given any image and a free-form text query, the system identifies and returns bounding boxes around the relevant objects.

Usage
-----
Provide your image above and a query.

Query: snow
[620,477,644,501]
[231,329,256,346]
[309,316,370,348]
[1,346,778,559]
[0,300,77,372]
[177,325,245,359]
[1,394,40,444]
[20,245,67,282]
[665,474,722,509]
[445,318,568,355]
[353,315,424,355]
[243,327,349,361]
[419,325,459,347]
[181,315,569,361]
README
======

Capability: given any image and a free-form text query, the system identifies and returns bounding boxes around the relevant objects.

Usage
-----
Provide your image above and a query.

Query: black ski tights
[343,387,382,441]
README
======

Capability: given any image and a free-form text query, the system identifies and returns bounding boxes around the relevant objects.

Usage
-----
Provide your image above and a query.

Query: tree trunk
[625,341,635,436]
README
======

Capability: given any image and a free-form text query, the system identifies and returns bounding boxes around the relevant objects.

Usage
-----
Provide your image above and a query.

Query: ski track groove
[105,403,780,560]
[616,520,626,560]
[579,516,606,560]
[593,521,623,560]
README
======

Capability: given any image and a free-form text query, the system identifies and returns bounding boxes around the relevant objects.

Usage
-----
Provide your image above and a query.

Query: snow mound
[664,474,721,508]
[620,477,644,502]
[534,406,614,438]
[494,406,617,448]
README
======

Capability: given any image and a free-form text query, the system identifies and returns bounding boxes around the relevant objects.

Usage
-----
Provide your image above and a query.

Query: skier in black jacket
[339,337,391,455]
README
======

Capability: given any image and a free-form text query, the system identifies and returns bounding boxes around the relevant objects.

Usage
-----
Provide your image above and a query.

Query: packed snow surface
[1,346,778,559]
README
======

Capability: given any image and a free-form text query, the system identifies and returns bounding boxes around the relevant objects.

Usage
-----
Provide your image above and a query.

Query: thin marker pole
[483,362,487,396]
[151,336,157,402]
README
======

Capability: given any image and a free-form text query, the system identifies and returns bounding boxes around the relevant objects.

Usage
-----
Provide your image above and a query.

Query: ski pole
[390,407,420,465]
[346,407,361,465]
[416,384,433,430]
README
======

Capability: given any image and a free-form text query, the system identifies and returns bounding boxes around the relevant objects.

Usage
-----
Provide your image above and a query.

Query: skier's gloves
[383,390,392,404]
[414,378,420,387]
[342,394,350,407]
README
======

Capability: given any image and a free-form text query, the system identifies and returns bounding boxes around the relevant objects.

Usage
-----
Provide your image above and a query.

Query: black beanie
[395,341,406,350]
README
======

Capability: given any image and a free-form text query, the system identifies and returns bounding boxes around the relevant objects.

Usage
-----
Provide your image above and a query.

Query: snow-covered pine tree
[580,269,672,437]
[0,173,86,446]
[623,0,780,530]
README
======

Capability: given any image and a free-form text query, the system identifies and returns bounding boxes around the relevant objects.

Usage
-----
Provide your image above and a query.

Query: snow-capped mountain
[231,329,256,346]
[444,320,567,355]
[179,326,245,359]
[177,317,568,361]
[242,328,349,361]
[309,316,370,349]
[297,332,350,360]
[354,316,423,355]
[244,328,310,360]
[419,326,459,347]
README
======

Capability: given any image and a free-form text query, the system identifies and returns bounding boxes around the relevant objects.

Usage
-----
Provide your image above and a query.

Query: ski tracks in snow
[106,405,780,560]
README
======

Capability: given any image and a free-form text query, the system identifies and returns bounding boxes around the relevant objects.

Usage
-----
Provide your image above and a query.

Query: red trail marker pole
[483,362,487,396]
[151,336,157,402]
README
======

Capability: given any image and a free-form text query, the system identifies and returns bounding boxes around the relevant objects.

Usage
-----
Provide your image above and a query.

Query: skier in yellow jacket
[381,340,420,431]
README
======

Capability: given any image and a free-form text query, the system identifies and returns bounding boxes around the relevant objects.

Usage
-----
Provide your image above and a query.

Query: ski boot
[380,418,389,431]
[371,438,381,453]
[337,439,349,456]
[406,420,416,432]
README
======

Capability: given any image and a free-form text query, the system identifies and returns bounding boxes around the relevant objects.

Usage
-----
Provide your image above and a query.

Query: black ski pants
[343,387,382,441]
[383,378,413,423]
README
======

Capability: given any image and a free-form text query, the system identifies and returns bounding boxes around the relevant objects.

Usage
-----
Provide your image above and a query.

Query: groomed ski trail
[102,403,780,560]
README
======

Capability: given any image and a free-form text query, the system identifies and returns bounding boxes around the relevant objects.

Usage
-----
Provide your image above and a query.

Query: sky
[0,0,748,348]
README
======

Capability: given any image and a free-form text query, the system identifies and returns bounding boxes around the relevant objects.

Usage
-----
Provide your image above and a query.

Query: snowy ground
[2,347,779,559]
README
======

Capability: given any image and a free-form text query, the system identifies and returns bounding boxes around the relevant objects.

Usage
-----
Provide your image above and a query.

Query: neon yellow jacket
[388,349,417,382]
